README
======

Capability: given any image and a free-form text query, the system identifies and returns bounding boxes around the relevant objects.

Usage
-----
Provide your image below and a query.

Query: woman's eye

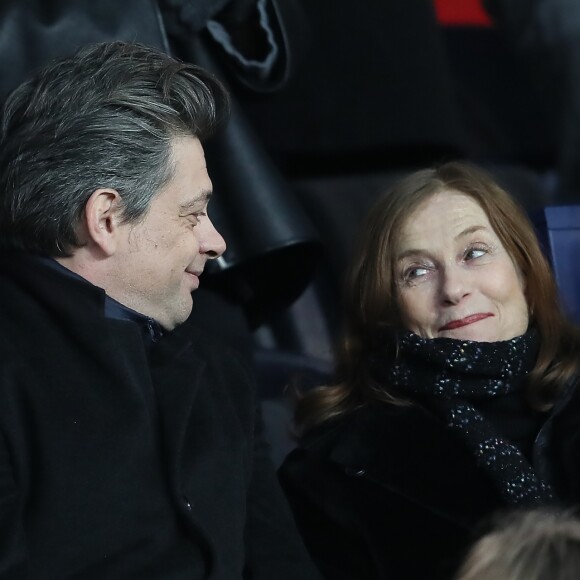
[404,266,429,281]
[465,247,487,260]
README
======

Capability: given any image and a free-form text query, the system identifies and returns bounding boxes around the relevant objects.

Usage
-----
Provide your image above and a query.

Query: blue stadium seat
[532,205,580,324]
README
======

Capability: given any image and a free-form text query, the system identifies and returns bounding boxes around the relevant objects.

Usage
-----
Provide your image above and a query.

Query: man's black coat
[0,252,318,579]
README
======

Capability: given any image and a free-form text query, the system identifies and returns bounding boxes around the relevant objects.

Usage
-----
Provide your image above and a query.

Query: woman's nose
[439,265,471,305]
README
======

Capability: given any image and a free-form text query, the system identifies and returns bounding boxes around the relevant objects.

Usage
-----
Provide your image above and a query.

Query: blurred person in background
[455,508,580,580]
[485,0,580,202]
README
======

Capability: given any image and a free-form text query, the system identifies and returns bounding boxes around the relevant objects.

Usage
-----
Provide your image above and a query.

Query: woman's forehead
[396,191,492,252]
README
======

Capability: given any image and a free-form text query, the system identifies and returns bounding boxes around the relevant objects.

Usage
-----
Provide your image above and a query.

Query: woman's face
[394,190,529,342]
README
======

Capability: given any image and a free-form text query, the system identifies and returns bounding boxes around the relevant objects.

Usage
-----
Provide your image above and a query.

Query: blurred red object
[433,0,493,26]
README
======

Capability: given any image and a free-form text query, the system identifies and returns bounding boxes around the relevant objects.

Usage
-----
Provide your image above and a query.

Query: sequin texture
[370,327,553,506]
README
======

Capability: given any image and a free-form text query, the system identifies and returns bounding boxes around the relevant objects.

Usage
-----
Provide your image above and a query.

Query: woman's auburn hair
[295,161,580,433]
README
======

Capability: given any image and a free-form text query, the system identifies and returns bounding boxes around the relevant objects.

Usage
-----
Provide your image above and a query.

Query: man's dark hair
[0,41,229,255]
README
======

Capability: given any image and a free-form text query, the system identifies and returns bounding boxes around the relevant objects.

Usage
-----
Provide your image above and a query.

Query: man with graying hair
[0,41,320,579]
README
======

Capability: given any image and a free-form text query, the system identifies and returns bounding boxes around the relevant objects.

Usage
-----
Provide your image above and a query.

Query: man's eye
[187,212,206,225]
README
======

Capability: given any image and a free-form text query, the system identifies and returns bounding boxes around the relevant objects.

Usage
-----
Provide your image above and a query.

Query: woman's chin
[437,325,497,342]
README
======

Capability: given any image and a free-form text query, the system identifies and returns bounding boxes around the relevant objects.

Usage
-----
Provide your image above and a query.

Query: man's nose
[200,217,226,259]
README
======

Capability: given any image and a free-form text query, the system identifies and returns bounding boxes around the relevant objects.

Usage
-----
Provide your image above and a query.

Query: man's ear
[83,188,123,256]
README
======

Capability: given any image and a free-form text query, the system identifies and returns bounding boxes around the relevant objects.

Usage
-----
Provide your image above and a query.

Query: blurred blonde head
[455,509,580,580]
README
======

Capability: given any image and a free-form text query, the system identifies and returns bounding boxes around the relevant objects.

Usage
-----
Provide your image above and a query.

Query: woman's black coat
[279,382,580,580]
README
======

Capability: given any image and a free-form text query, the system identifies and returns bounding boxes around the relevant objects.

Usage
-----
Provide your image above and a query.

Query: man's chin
[156,300,193,332]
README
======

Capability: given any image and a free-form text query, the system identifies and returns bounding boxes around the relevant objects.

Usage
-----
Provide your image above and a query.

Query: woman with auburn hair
[279,161,580,580]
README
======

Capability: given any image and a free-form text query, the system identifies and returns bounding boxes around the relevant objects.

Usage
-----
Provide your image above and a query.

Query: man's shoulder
[172,319,252,368]
[166,319,257,400]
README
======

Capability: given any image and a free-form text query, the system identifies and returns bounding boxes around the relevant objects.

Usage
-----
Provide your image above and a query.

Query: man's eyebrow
[396,225,489,262]
[179,189,212,212]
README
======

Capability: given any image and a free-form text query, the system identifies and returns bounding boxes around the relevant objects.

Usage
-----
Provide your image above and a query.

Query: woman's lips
[439,313,493,331]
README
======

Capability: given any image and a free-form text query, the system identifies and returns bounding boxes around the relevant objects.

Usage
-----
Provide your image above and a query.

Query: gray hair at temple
[0,41,229,256]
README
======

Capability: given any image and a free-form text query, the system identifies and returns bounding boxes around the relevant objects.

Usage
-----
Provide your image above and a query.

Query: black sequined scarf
[369,327,554,506]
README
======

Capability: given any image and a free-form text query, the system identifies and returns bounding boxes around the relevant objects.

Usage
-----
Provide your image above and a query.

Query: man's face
[109,136,226,330]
